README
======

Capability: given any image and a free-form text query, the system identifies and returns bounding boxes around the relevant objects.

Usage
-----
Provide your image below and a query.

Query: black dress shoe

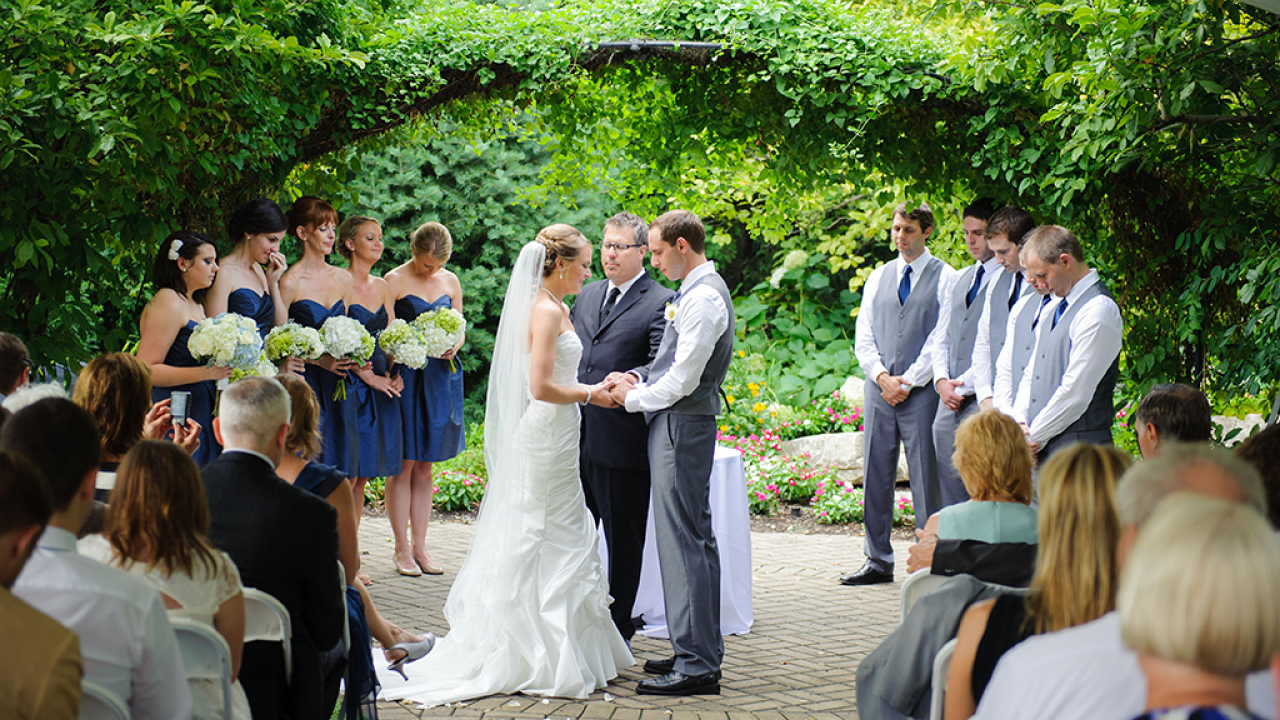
[839,562,894,586]
[636,670,721,696]
[643,656,676,674]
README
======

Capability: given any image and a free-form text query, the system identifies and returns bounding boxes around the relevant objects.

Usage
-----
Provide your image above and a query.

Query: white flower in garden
[782,249,808,271]
[769,267,786,289]
[839,375,866,408]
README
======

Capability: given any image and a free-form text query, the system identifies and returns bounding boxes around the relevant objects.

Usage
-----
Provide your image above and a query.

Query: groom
[610,210,734,696]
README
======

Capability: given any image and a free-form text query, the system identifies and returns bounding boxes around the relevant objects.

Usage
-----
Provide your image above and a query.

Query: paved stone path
[359,516,911,720]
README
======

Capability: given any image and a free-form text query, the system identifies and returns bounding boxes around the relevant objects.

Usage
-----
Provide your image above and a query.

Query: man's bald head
[1117,442,1266,528]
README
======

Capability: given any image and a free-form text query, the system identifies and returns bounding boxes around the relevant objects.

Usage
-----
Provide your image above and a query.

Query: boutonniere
[664,302,678,323]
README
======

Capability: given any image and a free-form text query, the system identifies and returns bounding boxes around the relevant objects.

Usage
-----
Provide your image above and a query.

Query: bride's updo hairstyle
[535,224,589,278]
[285,195,339,242]
[228,198,288,247]
[410,221,452,262]
[152,230,217,299]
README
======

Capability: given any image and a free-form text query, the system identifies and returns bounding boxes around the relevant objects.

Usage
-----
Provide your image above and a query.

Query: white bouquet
[378,319,429,370]
[320,315,376,400]
[188,313,263,371]
[263,321,324,363]
[229,352,279,382]
[411,307,466,372]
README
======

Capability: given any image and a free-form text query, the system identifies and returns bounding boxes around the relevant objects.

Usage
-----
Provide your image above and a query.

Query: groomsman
[570,212,673,643]
[931,198,999,508]
[842,202,957,586]
[1013,226,1123,461]
[991,228,1055,418]
[611,210,733,696]
[973,205,1037,413]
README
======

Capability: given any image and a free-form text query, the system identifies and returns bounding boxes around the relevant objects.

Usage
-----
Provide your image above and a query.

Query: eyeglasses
[601,242,645,252]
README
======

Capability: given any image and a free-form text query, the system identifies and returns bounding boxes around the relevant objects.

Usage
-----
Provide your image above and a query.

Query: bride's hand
[588,381,618,408]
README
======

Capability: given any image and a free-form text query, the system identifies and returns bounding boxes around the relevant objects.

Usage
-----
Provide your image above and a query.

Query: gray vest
[946,263,990,378]
[647,270,735,417]
[871,257,945,376]
[1025,281,1120,435]
[987,270,1031,387]
[1009,293,1049,396]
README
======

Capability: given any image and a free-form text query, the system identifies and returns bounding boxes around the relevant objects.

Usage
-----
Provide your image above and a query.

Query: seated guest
[945,443,1131,719]
[72,353,200,501]
[1236,424,1280,532]
[0,332,33,402]
[1120,493,1280,720]
[202,376,345,720]
[2,381,67,412]
[1132,383,1212,457]
[971,443,1275,720]
[81,440,252,720]
[4,398,191,719]
[920,410,1037,546]
[274,374,433,700]
[0,450,82,720]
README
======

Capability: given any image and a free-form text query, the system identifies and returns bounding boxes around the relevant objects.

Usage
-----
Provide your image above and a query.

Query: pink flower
[463,479,472,486]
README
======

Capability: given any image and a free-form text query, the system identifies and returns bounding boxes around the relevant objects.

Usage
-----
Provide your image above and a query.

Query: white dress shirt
[932,256,1001,394]
[1011,270,1124,444]
[973,612,1276,720]
[992,289,1050,415]
[854,249,959,388]
[602,269,645,310]
[973,269,1024,404]
[625,261,729,414]
[13,527,193,720]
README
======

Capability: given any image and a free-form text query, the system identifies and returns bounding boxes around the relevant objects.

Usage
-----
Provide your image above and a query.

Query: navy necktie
[1052,298,1069,330]
[600,287,620,324]
[898,266,913,305]
[965,265,985,308]
[1031,294,1052,329]
[1008,273,1023,310]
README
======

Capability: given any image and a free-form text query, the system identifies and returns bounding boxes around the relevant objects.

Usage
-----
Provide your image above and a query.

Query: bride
[379,225,633,705]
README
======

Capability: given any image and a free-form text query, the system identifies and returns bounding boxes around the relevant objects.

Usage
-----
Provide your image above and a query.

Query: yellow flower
[726,395,736,404]
[747,382,759,391]
[720,425,728,433]
[737,350,745,358]
[771,411,779,417]
[752,402,767,414]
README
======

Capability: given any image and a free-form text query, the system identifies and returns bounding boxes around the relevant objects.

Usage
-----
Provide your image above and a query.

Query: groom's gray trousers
[648,412,723,676]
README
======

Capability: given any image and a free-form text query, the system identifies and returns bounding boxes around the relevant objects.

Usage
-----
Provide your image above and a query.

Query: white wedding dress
[379,249,632,706]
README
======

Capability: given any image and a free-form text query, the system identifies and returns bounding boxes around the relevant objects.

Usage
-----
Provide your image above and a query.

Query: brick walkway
[359,517,911,720]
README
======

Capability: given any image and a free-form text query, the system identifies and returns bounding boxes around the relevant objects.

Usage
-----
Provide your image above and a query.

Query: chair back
[243,587,292,684]
[928,638,958,720]
[171,616,233,719]
[79,679,129,720]
[338,561,350,657]
[900,570,951,624]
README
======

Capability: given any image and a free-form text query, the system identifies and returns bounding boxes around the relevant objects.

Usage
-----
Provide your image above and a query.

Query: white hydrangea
[839,375,866,408]
[264,321,324,361]
[412,308,466,371]
[320,315,375,363]
[188,313,263,369]
[378,319,429,370]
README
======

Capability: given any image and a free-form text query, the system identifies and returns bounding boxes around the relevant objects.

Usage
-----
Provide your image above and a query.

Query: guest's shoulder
[0,588,79,673]
[1000,611,1123,670]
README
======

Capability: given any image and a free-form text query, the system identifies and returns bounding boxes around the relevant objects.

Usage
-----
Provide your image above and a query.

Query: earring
[559,270,564,279]
[181,268,188,273]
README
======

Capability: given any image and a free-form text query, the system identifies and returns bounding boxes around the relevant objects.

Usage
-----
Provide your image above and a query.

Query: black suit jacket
[202,451,345,720]
[571,272,674,469]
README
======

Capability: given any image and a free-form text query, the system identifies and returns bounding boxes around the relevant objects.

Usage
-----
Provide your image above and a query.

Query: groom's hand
[608,377,635,406]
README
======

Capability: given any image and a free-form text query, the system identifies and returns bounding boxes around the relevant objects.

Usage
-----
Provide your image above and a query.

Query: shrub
[433,469,487,512]
[812,479,915,527]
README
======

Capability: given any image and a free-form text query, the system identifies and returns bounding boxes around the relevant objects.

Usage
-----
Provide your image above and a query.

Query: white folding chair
[243,587,292,685]
[929,638,958,720]
[170,617,233,720]
[79,679,129,720]
[899,569,951,625]
[338,561,350,657]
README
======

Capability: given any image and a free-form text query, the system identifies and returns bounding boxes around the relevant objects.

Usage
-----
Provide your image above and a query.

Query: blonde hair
[337,216,378,262]
[1120,493,1280,676]
[278,373,322,461]
[952,409,1033,504]
[535,224,589,278]
[410,222,452,261]
[1025,443,1132,634]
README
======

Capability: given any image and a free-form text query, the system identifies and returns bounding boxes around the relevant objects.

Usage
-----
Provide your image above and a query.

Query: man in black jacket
[202,377,345,720]
[570,212,674,642]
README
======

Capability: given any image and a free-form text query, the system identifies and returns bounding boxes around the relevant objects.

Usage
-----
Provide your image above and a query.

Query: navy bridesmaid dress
[151,320,221,465]
[348,303,404,478]
[393,294,465,463]
[226,287,276,339]
[288,299,361,475]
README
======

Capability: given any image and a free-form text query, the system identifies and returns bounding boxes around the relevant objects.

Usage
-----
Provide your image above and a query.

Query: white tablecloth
[598,445,753,638]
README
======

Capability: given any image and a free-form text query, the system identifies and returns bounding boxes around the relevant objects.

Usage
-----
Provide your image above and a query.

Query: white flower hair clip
[167,238,184,262]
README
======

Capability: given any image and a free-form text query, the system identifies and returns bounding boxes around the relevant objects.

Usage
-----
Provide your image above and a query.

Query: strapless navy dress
[151,320,220,465]
[393,295,465,463]
[348,303,404,478]
[226,287,276,340]
[288,299,361,475]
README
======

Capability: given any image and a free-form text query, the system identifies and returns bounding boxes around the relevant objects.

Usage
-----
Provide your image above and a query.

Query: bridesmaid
[137,230,231,465]
[278,196,360,472]
[385,222,465,576]
[204,200,302,371]
[338,216,405,539]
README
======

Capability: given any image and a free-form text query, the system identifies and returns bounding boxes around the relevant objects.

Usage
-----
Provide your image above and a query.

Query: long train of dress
[377,331,632,705]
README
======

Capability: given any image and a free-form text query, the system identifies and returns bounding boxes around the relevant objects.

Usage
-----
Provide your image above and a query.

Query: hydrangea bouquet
[320,315,376,400]
[188,313,264,371]
[229,352,279,382]
[263,321,324,363]
[411,307,466,372]
[378,319,429,370]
